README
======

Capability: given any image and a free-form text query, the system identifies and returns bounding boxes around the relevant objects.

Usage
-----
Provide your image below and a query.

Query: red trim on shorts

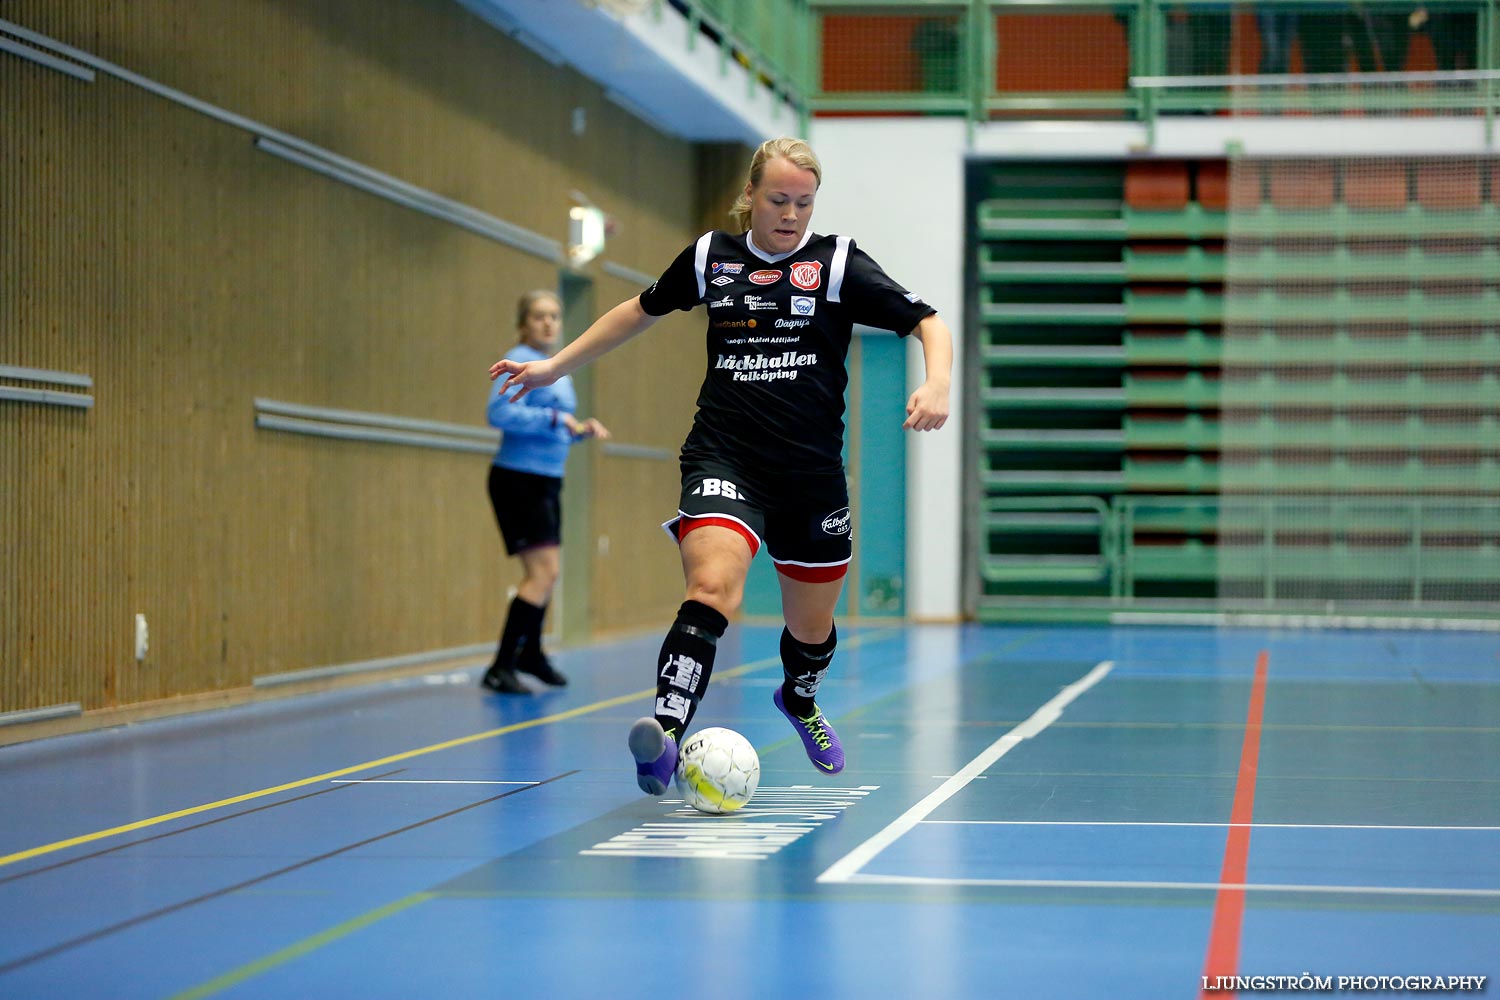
[773,560,849,583]
[677,515,761,557]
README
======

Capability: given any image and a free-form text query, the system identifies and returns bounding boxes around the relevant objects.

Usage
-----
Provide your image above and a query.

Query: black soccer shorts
[488,465,562,555]
[663,455,851,582]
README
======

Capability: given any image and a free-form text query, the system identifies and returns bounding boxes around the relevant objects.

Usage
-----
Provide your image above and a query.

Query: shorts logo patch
[748,269,782,285]
[790,296,816,316]
[821,507,851,535]
[790,261,823,291]
[692,477,745,501]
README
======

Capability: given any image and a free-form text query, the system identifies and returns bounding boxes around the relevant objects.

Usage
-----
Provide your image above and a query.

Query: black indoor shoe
[517,653,568,687]
[481,665,531,694]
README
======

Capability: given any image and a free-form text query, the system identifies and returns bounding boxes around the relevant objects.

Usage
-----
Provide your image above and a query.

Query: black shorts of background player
[489,137,953,792]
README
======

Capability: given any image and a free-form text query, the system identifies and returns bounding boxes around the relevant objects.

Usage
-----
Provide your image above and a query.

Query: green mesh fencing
[1214,156,1500,611]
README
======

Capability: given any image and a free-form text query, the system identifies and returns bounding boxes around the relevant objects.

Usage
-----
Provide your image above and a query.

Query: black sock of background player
[652,599,728,742]
[490,595,543,672]
[518,598,550,666]
[779,623,836,718]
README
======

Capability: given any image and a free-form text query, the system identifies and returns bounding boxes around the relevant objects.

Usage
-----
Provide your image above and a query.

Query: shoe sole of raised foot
[628,718,668,795]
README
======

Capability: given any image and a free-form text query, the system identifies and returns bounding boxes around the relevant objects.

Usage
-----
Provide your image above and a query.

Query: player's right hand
[489,358,560,401]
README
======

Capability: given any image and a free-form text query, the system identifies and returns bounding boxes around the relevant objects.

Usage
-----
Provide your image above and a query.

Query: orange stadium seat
[1125,160,1190,210]
[1269,161,1335,210]
[1342,161,1408,210]
[1415,160,1482,210]
[1197,160,1262,210]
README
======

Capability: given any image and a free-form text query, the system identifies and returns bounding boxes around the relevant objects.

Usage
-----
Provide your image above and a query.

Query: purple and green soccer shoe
[628,717,679,796]
[773,688,844,774]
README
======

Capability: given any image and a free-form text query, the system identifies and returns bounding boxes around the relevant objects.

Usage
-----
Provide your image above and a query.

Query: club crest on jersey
[790,261,823,291]
[748,269,782,285]
[711,262,744,274]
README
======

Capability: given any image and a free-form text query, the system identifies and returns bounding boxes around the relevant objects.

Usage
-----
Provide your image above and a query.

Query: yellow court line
[0,628,901,869]
[166,892,437,1000]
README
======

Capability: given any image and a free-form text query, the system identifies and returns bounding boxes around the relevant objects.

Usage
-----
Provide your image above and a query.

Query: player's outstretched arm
[904,314,952,432]
[490,296,659,400]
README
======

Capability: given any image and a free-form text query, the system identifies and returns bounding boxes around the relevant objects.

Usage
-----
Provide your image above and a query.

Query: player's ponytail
[728,136,823,233]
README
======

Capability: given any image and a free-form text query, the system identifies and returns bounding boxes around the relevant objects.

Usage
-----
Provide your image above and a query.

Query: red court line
[1200,649,1270,999]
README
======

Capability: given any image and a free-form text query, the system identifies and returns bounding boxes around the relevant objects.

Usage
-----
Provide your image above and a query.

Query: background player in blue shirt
[481,290,610,694]
[490,138,951,789]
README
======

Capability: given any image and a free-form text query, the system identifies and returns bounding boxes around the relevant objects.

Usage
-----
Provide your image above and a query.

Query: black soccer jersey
[638,230,936,474]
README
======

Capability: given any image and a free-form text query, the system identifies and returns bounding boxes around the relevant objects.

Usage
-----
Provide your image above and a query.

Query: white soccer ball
[674,727,760,814]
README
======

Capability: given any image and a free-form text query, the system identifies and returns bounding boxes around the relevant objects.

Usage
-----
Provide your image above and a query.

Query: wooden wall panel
[1,0,729,718]
[586,273,702,636]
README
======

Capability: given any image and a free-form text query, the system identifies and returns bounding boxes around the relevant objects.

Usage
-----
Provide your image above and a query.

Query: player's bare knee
[784,618,833,646]
[685,579,742,618]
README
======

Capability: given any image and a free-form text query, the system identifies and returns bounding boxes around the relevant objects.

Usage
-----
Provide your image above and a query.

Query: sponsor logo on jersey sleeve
[711,275,734,287]
[790,296,816,316]
[748,269,782,285]
[790,261,823,291]
[711,262,744,274]
[905,291,924,303]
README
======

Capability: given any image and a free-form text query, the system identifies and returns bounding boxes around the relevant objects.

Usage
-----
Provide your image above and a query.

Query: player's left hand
[903,380,949,432]
[565,416,611,441]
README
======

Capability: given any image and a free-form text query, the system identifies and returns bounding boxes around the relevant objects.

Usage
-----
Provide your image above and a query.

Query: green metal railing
[976,493,1500,609]
[663,0,816,132]
[662,0,1500,137]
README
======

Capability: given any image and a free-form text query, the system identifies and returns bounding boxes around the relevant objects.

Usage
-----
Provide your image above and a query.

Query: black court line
[0,768,409,887]
[0,770,578,976]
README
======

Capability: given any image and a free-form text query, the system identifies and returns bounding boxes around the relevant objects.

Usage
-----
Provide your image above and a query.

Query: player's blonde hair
[514,289,561,331]
[728,137,823,233]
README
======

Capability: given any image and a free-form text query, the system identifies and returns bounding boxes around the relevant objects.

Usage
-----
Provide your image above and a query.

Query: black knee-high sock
[491,595,544,671]
[653,600,728,741]
[779,624,837,718]
[519,599,550,665]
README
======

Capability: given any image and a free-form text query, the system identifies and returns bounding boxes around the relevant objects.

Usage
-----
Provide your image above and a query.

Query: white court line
[843,872,1500,898]
[331,779,540,785]
[922,820,1500,832]
[816,659,1114,884]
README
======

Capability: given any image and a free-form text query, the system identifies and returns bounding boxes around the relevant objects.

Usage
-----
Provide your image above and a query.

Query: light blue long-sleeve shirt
[487,343,578,478]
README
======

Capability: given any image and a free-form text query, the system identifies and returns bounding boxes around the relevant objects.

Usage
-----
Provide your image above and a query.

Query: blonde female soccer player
[490,138,951,788]
[481,290,610,694]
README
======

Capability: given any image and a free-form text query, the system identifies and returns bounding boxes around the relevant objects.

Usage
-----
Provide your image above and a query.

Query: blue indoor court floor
[1,622,1496,999]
